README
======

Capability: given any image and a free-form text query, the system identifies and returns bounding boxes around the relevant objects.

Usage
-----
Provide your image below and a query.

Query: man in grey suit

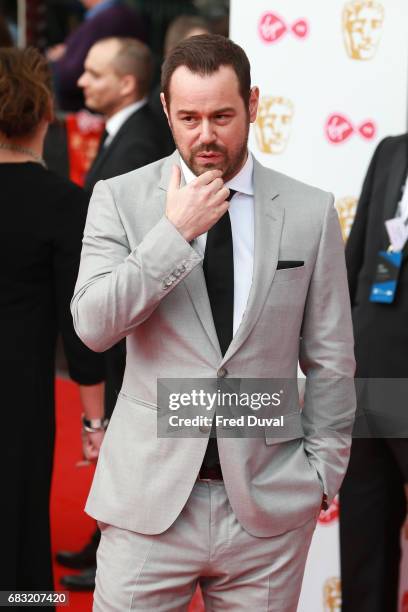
[72,34,356,611]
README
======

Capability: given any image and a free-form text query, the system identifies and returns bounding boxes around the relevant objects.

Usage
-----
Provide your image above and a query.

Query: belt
[198,464,223,481]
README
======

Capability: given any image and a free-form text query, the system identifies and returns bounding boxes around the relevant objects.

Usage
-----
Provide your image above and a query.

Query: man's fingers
[206,177,225,195]
[168,165,181,193]
[212,186,230,204]
[214,201,230,219]
[195,169,223,186]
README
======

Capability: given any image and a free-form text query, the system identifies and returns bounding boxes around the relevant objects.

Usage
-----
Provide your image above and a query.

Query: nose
[77,72,87,88]
[199,119,216,145]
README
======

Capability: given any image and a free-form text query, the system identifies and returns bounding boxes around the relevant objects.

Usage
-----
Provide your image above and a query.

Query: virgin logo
[258,12,309,44]
[318,496,339,525]
[402,591,408,612]
[325,113,376,144]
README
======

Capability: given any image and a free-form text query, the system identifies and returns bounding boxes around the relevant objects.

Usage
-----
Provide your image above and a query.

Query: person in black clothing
[57,36,163,591]
[0,47,105,604]
[340,135,408,611]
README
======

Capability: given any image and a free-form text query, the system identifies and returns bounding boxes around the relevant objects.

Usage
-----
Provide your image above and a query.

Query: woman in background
[0,47,105,595]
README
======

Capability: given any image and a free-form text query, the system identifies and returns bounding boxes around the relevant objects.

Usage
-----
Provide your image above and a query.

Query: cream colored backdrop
[229,1,408,610]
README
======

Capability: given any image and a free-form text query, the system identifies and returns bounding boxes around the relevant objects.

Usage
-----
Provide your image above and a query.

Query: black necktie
[203,189,236,356]
[201,189,236,470]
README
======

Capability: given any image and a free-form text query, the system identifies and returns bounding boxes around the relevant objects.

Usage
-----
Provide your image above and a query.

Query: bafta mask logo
[255,97,294,155]
[343,0,384,60]
[336,197,357,242]
[323,577,341,612]
[258,12,309,44]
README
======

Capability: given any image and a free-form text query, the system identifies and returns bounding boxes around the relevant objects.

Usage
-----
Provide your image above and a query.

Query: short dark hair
[161,34,251,108]
[0,47,52,138]
[97,37,153,98]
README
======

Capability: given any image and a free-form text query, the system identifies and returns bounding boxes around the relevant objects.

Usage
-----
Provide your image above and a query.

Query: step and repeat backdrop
[230,1,408,610]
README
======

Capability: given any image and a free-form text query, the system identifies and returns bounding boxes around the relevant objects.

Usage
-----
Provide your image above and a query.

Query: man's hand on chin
[166,165,230,242]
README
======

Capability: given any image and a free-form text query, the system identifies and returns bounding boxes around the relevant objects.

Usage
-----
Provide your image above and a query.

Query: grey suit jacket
[71,151,356,537]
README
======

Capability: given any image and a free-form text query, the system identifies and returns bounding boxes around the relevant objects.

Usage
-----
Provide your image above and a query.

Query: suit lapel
[159,153,222,356]
[221,159,282,364]
[159,154,283,362]
[85,143,110,188]
[85,109,140,190]
[84,132,115,191]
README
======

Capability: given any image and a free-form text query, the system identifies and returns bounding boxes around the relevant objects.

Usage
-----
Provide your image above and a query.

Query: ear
[120,74,137,98]
[160,92,170,122]
[248,86,260,123]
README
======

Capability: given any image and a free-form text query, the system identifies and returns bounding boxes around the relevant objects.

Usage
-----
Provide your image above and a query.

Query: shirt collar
[105,99,147,140]
[85,0,119,20]
[179,151,254,196]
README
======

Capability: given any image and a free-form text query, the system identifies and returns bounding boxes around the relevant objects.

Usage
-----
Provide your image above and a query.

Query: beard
[173,124,249,182]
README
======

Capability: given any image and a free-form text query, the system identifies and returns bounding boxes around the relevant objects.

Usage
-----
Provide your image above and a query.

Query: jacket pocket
[264,411,304,445]
[276,260,304,269]
[273,266,306,282]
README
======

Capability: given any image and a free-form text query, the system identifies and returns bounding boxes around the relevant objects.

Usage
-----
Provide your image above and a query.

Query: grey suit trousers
[94,480,317,612]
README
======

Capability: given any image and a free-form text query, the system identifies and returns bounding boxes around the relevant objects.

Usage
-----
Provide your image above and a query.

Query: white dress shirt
[104,98,148,147]
[396,174,408,220]
[180,153,255,336]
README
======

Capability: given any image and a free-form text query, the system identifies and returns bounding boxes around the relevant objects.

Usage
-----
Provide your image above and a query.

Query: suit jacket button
[217,367,227,378]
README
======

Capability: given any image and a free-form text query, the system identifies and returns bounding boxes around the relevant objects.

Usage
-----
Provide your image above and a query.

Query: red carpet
[51,378,204,611]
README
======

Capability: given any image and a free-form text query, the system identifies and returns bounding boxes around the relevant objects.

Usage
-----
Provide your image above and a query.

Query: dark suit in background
[340,134,408,612]
[85,102,162,420]
[51,1,147,111]
[85,104,161,194]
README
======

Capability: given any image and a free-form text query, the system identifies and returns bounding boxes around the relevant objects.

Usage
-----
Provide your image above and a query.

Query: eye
[181,116,196,124]
[215,114,232,123]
